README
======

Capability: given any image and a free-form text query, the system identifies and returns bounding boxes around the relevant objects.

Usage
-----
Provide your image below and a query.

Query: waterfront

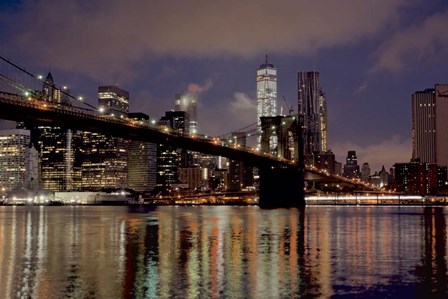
[0,205,447,298]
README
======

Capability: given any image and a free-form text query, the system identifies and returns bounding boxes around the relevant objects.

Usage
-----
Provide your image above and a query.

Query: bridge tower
[258,115,305,208]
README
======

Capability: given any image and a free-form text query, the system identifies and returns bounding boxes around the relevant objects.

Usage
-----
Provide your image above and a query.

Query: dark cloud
[372,10,448,73]
[2,0,410,80]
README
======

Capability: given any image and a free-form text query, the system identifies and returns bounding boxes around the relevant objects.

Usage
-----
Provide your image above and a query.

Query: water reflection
[0,206,447,298]
[415,207,447,297]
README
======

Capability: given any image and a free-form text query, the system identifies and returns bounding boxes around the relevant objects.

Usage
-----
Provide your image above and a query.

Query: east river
[0,205,447,298]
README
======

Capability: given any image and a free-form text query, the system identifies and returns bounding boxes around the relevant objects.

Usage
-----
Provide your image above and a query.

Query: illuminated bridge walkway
[0,92,369,183]
[0,55,372,207]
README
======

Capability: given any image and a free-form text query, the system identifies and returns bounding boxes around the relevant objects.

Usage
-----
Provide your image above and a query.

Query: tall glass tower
[256,55,277,150]
[319,91,328,152]
[298,71,323,155]
[412,84,448,167]
[175,93,198,134]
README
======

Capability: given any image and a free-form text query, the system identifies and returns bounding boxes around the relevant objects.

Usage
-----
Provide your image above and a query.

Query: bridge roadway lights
[258,165,305,208]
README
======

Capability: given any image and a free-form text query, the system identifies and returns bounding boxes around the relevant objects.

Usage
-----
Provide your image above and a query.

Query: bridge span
[0,54,373,207]
[0,91,295,169]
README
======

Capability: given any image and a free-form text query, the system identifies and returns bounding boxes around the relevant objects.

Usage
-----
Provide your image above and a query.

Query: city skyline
[1,0,448,171]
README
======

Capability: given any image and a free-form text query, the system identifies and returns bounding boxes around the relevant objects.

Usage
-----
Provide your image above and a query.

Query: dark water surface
[0,205,447,298]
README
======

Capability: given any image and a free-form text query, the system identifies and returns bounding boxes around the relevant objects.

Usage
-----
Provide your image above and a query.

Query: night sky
[1,0,447,172]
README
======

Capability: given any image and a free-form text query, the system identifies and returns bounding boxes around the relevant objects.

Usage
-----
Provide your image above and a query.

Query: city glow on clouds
[2,0,410,80]
[229,92,257,122]
[187,79,214,94]
[371,10,448,73]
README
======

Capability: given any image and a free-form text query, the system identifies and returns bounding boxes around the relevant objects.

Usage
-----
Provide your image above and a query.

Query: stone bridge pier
[258,115,305,208]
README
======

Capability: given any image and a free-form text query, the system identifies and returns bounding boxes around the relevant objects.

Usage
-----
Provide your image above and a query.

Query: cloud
[187,78,213,94]
[0,0,411,80]
[331,135,411,172]
[354,82,368,94]
[229,92,257,123]
[230,92,256,111]
[371,10,448,73]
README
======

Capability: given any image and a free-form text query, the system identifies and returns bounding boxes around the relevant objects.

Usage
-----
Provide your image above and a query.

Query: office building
[175,93,199,134]
[98,85,129,119]
[0,129,33,191]
[25,75,79,192]
[343,150,360,179]
[127,113,157,192]
[80,131,128,190]
[319,92,328,152]
[41,72,71,104]
[228,132,253,191]
[311,150,336,175]
[156,111,189,187]
[80,85,130,190]
[256,56,277,150]
[178,167,208,190]
[412,84,448,166]
[370,166,389,189]
[298,71,327,154]
[361,162,370,182]
[394,159,442,195]
[31,126,80,191]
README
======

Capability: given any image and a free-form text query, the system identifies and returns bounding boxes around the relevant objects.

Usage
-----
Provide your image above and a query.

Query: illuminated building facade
[80,131,128,190]
[0,129,31,191]
[178,167,208,190]
[22,74,80,192]
[127,113,157,192]
[298,71,326,154]
[343,150,360,179]
[175,93,198,134]
[394,160,440,195]
[311,150,336,175]
[319,92,327,152]
[79,85,130,190]
[42,72,70,104]
[32,126,81,191]
[228,132,253,191]
[157,111,189,187]
[412,84,448,167]
[98,85,129,119]
[256,56,277,150]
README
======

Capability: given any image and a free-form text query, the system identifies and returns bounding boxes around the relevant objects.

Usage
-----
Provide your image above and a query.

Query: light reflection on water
[0,205,447,298]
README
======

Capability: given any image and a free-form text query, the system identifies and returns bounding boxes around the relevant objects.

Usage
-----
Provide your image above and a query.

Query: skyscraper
[175,93,198,134]
[412,84,448,166]
[361,162,370,182]
[25,73,78,192]
[42,72,70,104]
[80,131,128,190]
[319,92,327,152]
[156,111,189,187]
[127,113,157,192]
[34,126,80,191]
[80,85,130,190]
[0,129,32,191]
[98,85,129,119]
[298,71,325,154]
[343,150,360,179]
[256,56,277,150]
[412,88,436,164]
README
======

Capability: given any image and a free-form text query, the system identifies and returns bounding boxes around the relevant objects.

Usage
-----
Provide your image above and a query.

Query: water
[0,205,446,298]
